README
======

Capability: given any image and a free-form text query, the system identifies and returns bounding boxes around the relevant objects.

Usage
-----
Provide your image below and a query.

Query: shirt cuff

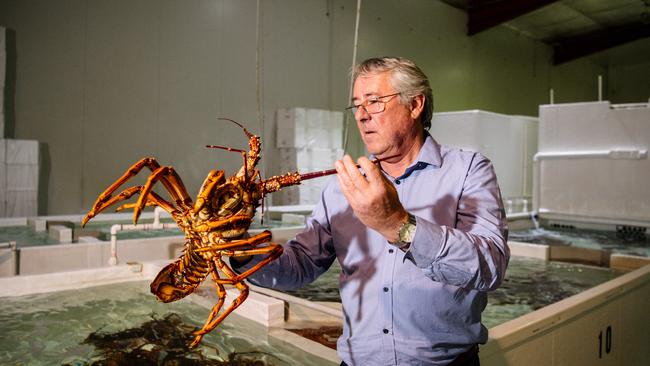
[408,219,446,268]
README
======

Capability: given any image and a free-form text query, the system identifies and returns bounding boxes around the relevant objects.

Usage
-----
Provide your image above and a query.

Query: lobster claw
[150,262,194,303]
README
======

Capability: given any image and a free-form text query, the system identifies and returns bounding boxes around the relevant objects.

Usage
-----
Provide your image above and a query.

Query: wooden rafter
[468,0,559,36]
[553,21,650,65]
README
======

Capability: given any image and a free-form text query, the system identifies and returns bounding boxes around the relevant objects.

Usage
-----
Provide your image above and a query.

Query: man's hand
[335,155,409,242]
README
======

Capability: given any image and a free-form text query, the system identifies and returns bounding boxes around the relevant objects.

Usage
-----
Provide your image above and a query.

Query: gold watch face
[399,222,416,243]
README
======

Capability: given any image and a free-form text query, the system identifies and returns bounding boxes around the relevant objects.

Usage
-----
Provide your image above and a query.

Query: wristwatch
[390,213,417,249]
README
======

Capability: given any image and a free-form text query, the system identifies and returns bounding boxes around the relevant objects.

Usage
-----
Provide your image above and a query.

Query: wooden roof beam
[553,22,650,65]
[468,0,559,36]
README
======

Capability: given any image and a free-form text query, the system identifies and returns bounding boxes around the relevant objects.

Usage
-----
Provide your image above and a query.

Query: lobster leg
[133,166,193,224]
[189,268,228,348]
[116,190,180,217]
[192,170,225,214]
[191,258,250,347]
[194,230,272,252]
[193,215,252,232]
[215,243,283,284]
[81,186,143,226]
[84,158,191,225]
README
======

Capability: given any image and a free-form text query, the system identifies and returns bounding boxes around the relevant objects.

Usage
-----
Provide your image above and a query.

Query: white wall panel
[0,26,5,138]
[0,0,627,215]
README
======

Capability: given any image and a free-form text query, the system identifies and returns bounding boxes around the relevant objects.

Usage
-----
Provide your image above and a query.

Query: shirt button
[389,248,394,253]
[383,287,389,292]
[383,329,389,334]
[395,179,401,184]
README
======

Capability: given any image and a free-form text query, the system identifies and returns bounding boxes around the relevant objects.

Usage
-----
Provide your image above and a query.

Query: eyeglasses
[345,92,402,115]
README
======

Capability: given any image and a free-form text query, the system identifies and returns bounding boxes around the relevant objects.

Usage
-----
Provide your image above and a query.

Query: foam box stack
[430,110,538,213]
[276,108,343,205]
[2,139,40,217]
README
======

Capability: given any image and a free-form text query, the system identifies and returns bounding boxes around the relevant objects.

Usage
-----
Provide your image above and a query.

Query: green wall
[0,0,648,215]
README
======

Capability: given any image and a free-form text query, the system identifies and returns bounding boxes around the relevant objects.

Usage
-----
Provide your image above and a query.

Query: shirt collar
[416,132,442,168]
[370,131,442,181]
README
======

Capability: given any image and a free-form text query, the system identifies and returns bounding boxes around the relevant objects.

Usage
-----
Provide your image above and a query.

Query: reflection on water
[281,257,625,329]
[283,261,342,302]
[79,313,283,365]
[0,281,331,365]
[0,225,60,247]
[510,227,650,257]
[482,257,624,328]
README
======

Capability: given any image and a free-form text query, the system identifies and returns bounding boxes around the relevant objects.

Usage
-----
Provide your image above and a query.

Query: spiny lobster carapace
[82,118,337,347]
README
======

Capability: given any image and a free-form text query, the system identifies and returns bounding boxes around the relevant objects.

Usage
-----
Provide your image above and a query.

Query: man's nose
[355,106,370,122]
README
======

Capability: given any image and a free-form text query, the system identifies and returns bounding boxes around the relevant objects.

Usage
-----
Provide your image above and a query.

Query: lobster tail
[150,247,210,303]
[150,262,195,303]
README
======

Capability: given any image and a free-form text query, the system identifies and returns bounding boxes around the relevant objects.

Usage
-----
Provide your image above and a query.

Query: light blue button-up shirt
[238,134,509,365]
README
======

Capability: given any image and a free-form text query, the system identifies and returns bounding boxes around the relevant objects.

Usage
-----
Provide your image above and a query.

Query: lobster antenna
[206,145,249,184]
[217,117,251,135]
[212,117,252,182]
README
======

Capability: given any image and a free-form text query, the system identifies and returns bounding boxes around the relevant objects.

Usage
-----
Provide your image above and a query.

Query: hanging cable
[343,0,362,155]
[255,0,264,162]
[255,0,269,217]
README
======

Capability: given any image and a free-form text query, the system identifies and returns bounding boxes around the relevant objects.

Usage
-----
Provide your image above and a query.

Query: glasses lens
[365,100,382,114]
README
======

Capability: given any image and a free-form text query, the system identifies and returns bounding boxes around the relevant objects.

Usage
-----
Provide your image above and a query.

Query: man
[234,56,509,366]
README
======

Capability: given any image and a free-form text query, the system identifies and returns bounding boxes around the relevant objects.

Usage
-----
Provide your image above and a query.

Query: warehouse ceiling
[441,0,650,64]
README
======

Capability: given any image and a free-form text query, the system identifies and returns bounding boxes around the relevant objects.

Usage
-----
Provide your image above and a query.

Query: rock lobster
[82,118,334,347]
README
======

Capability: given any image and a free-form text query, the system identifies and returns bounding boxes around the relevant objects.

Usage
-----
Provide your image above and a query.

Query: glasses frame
[345,92,402,115]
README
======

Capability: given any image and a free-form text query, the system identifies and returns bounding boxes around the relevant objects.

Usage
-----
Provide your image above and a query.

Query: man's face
[351,71,419,159]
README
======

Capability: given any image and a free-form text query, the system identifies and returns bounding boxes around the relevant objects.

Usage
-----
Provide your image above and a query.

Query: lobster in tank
[82,118,336,347]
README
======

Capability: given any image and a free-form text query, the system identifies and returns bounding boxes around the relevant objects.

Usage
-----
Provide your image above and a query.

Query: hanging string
[255,0,264,162]
[343,0,363,155]
[255,0,268,221]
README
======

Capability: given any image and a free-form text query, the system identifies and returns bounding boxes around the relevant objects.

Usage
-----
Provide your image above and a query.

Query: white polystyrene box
[6,139,39,165]
[276,108,307,148]
[538,101,649,152]
[430,110,538,200]
[6,164,38,191]
[27,218,47,232]
[279,147,343,173]
[536,101,650,223]
[306,108,327,129]
[48,225,72,243]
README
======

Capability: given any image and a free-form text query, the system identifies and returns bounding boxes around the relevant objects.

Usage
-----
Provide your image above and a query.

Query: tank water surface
[510,227,650,257]
[0,281,332,365]
[282,257,626,328]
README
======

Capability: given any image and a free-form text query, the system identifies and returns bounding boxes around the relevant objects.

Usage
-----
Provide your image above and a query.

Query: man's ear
[410,94,425,120]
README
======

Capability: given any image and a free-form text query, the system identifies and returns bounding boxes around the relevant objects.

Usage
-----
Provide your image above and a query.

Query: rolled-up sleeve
[408,154,509,291]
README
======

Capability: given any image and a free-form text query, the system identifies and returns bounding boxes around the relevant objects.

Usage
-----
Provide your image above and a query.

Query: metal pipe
[598,75,603,101]
[533,149,647,161]
[0,241,16,250]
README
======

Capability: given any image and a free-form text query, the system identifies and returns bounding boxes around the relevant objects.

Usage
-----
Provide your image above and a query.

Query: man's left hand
[335,155,408,242]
